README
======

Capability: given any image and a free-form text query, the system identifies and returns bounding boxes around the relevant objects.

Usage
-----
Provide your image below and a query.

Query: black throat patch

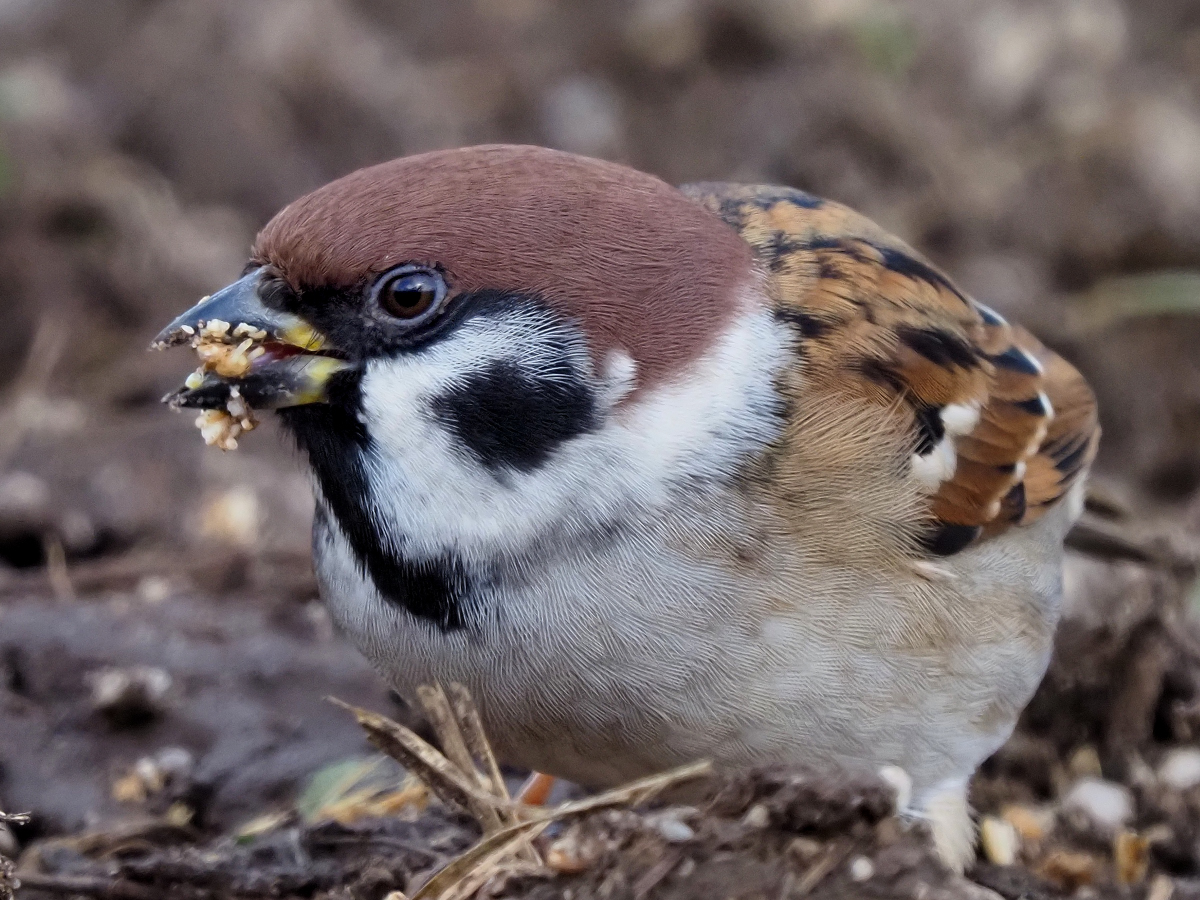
[281,377,472,630]
[278,291,599,628]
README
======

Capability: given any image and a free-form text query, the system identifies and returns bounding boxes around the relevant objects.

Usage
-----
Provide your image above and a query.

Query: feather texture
[683,182,1099,556]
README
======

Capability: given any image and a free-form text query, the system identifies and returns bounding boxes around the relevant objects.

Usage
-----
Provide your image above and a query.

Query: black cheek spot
[431,360,597,474]
[366,554,472,629]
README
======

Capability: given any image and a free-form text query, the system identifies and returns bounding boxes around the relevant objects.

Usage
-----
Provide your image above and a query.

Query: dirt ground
[2,0,1200,897]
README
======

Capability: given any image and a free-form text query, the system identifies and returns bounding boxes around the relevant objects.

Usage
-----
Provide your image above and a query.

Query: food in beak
[178,317,272,450]
[155,272,350,450]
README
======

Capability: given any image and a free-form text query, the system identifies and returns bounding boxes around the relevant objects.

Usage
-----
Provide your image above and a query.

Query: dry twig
[333,685,711,900]
[328,698,513,822]
[445,683,516,821]
[416,684,506,836]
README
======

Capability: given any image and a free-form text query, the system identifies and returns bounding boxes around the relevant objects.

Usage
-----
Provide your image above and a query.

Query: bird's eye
[376,267,447,322]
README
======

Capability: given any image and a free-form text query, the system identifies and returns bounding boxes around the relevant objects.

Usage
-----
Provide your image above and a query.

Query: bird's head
[155,145,784,596]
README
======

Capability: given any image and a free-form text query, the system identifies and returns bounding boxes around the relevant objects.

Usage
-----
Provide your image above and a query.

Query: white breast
[313,296,1070,798]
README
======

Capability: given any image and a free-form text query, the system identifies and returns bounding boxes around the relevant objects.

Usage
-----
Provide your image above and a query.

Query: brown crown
[252,145,754,387]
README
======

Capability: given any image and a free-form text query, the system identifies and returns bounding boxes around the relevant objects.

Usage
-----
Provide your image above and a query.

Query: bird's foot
[517,771,558,806]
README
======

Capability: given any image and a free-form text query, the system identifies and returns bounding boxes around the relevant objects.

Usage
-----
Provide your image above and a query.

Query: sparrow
[155,144,1098,869]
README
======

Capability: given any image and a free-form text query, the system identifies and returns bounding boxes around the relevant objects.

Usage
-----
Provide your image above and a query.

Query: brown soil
[2,0,1200,898]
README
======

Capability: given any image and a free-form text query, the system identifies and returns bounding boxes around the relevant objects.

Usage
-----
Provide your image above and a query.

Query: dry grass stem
[328,698,511,822]
[441,683,538,863]
[446,683,515,814]
[333,685,712,900]
[412,821,552,900]
[416,684,505,836]
[793,840,855,897]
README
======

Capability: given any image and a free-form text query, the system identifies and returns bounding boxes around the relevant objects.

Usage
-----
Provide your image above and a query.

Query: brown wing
[682,182,1099,556]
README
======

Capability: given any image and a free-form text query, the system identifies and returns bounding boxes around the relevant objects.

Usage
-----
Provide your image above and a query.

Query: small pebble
[134,756,167,793]
[198,488,262,545]
[155,746,195,780]
[137,576,174,605]
[980,816,1019,865]
[1145,874,1175,900]
[653,816,695,843]
[165,802,193,827]
[1063,778,1133,833]
[787,836,822,863]
[849,856,875,881]
[1158,748,1200,790]
[546,827,597,874]
[112,771,148,804]
[741,803,770,829]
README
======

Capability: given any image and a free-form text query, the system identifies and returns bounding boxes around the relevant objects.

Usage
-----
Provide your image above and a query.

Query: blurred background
[1,0,1199,887]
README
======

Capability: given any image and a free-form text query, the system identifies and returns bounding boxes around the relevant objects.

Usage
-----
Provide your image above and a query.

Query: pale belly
[315,501,1068,798]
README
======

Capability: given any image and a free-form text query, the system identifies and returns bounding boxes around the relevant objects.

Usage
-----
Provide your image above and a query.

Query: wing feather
[683,182,1099,555]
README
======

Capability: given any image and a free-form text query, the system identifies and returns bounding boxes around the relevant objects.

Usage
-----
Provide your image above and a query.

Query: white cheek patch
[354,291,789,563]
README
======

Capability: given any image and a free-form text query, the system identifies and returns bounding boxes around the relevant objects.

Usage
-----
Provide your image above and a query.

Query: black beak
[154,270,349,410]
[152,271,326,351]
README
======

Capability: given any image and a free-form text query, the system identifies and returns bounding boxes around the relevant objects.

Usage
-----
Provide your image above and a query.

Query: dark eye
[376,267,447,321]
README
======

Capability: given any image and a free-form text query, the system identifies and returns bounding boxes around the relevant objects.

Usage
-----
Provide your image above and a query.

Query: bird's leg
[517,771,558,806]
